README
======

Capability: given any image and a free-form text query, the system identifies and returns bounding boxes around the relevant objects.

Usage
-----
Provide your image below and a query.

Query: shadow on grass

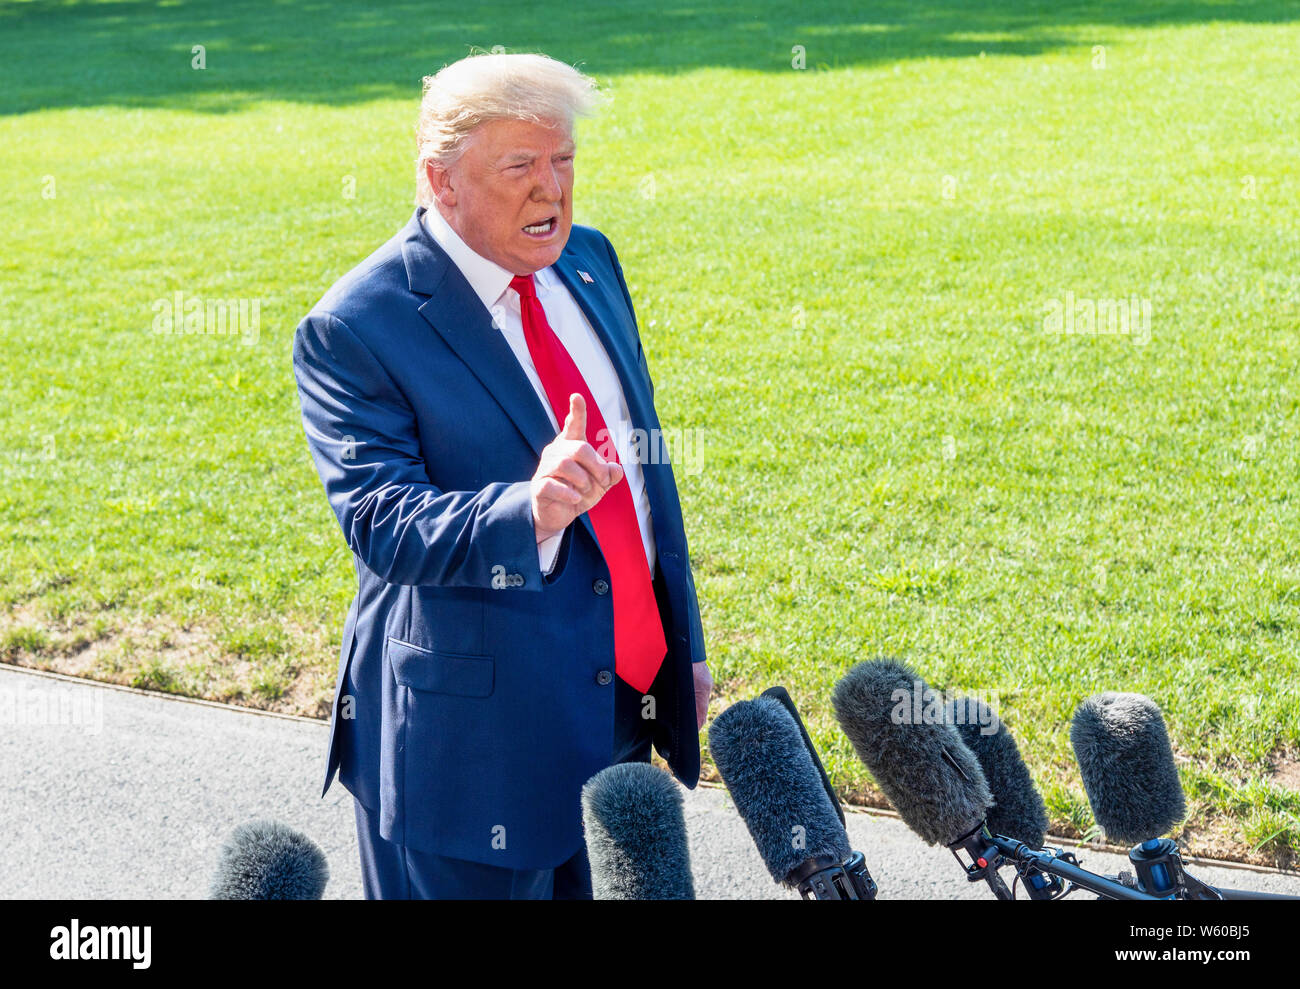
[0,0,1296,115]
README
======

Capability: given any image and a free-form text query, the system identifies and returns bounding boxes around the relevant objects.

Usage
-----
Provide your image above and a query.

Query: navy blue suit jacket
[293,208,705,869]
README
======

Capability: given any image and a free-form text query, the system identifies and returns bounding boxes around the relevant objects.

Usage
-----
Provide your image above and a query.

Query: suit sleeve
[293,309,546,591]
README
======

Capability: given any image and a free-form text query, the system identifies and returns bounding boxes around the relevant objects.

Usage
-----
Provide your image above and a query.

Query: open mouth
[522,216,557,238]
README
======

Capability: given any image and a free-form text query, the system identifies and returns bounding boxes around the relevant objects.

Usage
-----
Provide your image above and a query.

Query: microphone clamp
[948,821,1015,899]
[790,850,878,901]
[1128,838,1222,900]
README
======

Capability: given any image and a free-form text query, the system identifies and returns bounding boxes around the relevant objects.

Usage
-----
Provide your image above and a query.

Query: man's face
[430,117,575,276]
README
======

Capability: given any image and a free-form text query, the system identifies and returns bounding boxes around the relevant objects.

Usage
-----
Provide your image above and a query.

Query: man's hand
[531,393,623,543]
[693,661,712,730]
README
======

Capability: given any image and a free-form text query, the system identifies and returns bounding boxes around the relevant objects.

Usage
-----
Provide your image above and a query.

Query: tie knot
[510,274,537,300]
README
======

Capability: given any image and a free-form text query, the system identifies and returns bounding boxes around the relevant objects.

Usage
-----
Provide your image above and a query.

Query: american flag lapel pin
[577,269,594,284]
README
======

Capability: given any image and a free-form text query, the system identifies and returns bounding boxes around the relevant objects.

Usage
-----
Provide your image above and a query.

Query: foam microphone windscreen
[581,763,695,900]
[209,820,329,899]
[946,697,1049,848]
[761,685,846,828]
[708,696,852,885]
[832,658,993,846]
[1070,692,1186,846]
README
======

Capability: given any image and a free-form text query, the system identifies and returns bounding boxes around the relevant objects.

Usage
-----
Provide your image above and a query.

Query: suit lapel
[403,213,557,461]
[553,243,675,544]
[402,211,670,556]
[553,246,662,440]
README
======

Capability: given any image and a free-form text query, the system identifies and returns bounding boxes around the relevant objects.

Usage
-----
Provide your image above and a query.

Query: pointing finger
[561,393,586,442]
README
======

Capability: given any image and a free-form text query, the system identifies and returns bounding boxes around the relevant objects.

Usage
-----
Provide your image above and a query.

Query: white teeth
[523,220,552,234]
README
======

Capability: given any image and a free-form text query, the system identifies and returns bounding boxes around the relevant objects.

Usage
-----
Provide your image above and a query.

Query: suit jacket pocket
[386,637,494,698]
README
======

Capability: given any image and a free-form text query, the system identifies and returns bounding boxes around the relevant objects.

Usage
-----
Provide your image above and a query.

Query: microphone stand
[948,822,1159,900]
[952,827,1300,901]
[1127,838,1300,901]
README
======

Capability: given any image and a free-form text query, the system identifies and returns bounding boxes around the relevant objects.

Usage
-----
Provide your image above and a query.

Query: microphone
[209,820,329,899]
[1070,692,1186,846]
[945,696,1049,848]
[1069,693,1300,900]
[832,658,992,847]
[709,695,876,899]
[832,660,1170,900]
[760,685,845,828]
[581,763,695,900]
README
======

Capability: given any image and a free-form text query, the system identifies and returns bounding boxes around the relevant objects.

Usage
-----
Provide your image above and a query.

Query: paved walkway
[3,663,1297,899]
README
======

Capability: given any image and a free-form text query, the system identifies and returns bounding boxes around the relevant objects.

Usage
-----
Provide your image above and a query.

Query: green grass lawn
[2,0,1298,864]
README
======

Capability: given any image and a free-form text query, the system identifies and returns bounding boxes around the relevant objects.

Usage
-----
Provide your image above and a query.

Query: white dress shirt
[422,207,656,576]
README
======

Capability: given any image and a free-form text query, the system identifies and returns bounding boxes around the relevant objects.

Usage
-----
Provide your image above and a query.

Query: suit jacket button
[592,578,610,595]
[596,670,613,686]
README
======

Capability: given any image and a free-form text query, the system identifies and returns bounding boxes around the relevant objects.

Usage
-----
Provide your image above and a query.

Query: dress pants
[354,664,656,899]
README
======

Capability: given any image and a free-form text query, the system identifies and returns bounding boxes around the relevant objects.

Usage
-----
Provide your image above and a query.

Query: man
[292,52,711,899]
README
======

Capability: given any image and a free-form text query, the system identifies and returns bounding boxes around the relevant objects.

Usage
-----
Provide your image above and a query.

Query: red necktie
[511,273,666,694]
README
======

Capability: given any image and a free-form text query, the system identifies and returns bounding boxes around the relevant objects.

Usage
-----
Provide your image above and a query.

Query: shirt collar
[422,207,559,311]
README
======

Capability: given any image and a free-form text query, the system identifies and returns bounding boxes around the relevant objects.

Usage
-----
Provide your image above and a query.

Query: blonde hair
[415,52,604,206]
